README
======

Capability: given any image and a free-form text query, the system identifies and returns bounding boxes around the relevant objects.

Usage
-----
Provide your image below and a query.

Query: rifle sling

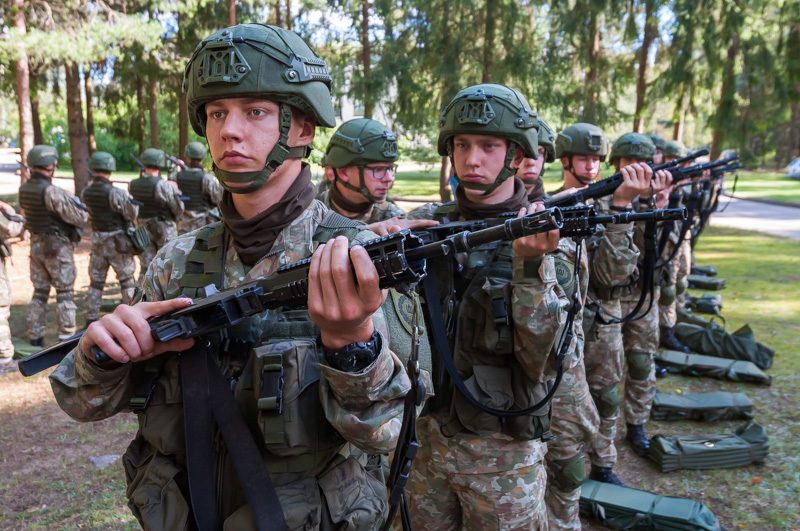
[181,343,288,531]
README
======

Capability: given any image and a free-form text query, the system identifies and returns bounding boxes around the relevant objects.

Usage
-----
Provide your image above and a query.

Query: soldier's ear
[289,109,316,148]
[336,166,355,183]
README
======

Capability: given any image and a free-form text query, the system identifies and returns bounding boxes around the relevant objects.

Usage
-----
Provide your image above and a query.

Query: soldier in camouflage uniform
[0,202,24,361]
[175,141,223,234]
[317,118,406,223]
[649,134,667,165]
[517,118,556,201]
[608,133,673,457]
[405,84,567,530]
[129,147,184,279]
[80,151,139,326]
[50,24,415,530]
[544,122,653,529]
[18,144,89,345]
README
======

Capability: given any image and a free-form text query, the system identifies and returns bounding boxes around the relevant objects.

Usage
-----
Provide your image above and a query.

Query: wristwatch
[322,330,382,372]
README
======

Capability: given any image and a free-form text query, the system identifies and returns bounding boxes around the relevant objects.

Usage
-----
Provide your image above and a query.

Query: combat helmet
[141,148,169,170]
[88,151,116,173]
[555,123,609,160]
[609,133,656,163]
[663,140,688,160]
[27,144,58,169]
[184,141,207,161]
[648,134,667,152]
[437,83,539,194]
[322,118,399,202]
[183,23,336,193]
[538,118,556,163]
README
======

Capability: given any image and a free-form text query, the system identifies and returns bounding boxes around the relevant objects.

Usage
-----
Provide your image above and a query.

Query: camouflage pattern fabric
[407,415,549,531]
[177,170,222,234]
[0,209,24,357]
[28,185,88,340]
[85,232,137,322]
[317,188,406,223]
[659,235,692,328]
[546,359,599,531]
[620,285,660,426]
[50,199,411,529]
[137,178,184,279]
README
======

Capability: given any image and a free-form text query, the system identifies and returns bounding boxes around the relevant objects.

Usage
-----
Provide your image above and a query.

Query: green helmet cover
[27,144,58,168]
[89,151,116,172]
[437,83,539,194]
[663,140,688,159]
[555,123,609,159]
[537,118,556,163]
[648,134,667,151]
[183,23,336,194]
[141,148,169,170]
[609,132,656,162]
[184,141,207,160]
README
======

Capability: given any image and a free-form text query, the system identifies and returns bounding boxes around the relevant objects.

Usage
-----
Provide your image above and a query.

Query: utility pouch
[127,225,151,255]
[318,455,387,529]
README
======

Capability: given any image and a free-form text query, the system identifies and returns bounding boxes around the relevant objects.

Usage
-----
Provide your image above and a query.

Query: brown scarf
[456,177,530,220]
[526,178,546,203]
[219,164,316,266]
[329,174,372,216]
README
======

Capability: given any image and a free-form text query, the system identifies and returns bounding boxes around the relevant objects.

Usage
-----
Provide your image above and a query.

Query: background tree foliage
[0,0,797,193]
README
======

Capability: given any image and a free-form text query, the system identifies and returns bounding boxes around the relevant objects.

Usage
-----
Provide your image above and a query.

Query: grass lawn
[725,169,800,205]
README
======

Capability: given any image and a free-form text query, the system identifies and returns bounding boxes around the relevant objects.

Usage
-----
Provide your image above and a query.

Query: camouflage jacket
[45,185,90,228]
[316,188,405,224]
[0,207,24,240]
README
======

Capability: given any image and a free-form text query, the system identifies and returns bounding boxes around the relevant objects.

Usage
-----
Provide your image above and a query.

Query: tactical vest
[428,205,552,440]
[176,169,211,212]
[130,175,173,220]
[83,179,127,232]
[19,174,72,236]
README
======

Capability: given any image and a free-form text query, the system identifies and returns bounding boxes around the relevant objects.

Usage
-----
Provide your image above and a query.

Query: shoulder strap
[179,222,226,298]
[313,210,365,244]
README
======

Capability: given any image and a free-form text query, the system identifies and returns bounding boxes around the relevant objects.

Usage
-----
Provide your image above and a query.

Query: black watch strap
[322,330,381,372]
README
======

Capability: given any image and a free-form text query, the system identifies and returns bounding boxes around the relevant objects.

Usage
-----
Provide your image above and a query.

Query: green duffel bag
[676,308,711,328]
[690,264,717,277]
[648,422,769,472]
[686,294,722,316]
[656,350,771,386]
[687,274,726,290]
[579,479,722,530]
[651,391,754,422]
[674,322,775,370]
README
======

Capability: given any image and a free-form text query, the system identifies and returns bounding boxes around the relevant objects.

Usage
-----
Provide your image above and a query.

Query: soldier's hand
[512,203,560,259]
[308,236,387,350]
[79,298,195,365]
[612,162,652,207]
[366,217,439,237]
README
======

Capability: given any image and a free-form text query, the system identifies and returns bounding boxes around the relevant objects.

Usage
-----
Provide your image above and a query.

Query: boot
[589,465,625,486]
[660,325,690,353]
[626,423,651,457]
[30,337,44,348]
[654,362,669,379]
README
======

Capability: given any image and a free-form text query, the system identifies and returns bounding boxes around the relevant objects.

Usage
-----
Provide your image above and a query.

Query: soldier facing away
[0,202,24,362]
[175,141,223,234]
[129,147,184,279]
[18,144,88,345]
[81,151,139,326]
[50,23,412,530]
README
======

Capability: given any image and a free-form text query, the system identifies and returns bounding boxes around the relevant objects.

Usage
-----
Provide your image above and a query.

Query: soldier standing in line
[649,134,667,165]
[18,144,88,346]
[81,151,139,326]
[129,147,184,279]
[0,202,24,362]
[175,141,223,234]
[406,83,566,530]
[516,118,557,201]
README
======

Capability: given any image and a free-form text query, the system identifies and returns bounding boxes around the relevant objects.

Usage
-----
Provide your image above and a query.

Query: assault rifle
[669,155,740,185]
[18,207,564,376]
[545,148,709,208]
[166,155,188,171]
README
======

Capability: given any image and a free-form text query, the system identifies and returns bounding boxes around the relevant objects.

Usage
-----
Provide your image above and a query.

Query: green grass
[725,169,800,205]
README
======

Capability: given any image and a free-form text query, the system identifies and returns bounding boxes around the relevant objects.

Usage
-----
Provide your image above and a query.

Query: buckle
[258,353,284,414]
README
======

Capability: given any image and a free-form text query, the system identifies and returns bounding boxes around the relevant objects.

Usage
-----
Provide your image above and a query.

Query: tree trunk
[672,85,688,142]
[285,0,292,29]
[360,0,373,118]
[135,77,146,154]
[65,62,90,193]
[633,0,657,132]
[584,11,602,123]
[439,156,452,203]
[710,36,739,160]
[148,78,159,148]
[84,65,96,152]
[13,0,34,182]
[229,0,236,25]
[30,93,43,145]
[274,1,283,26]
[481,0,497,83]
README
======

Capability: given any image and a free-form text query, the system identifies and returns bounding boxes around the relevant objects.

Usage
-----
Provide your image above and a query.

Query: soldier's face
[654,149,664,165]
[563,154,601,185]
[516,146,546,188]
[336,163,395,202]
[453,134,519,202]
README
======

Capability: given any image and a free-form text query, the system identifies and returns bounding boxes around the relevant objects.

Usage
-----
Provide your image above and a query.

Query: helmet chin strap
[213,103,309,194]
[450,141,518,196]
[335,166,378,203]
[565,156,595,186]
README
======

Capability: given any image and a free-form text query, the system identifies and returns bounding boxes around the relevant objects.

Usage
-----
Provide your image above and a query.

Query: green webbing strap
[180,222,226,297]
[312,210,365,243]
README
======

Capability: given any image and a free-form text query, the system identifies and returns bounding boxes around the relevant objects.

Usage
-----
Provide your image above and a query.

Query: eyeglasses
[364,164,398,181]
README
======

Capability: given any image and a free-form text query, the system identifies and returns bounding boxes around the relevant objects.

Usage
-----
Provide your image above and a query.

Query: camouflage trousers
[659,238,692,328]
[177,209,217,235]
[583,299,624,469]
[138,218,178,281]
[86,232,137,322]
[545,359,599,531]
[28,234,77,340]
[407,415,549,530]
[620,286,660,426]
[0,259,12,358]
